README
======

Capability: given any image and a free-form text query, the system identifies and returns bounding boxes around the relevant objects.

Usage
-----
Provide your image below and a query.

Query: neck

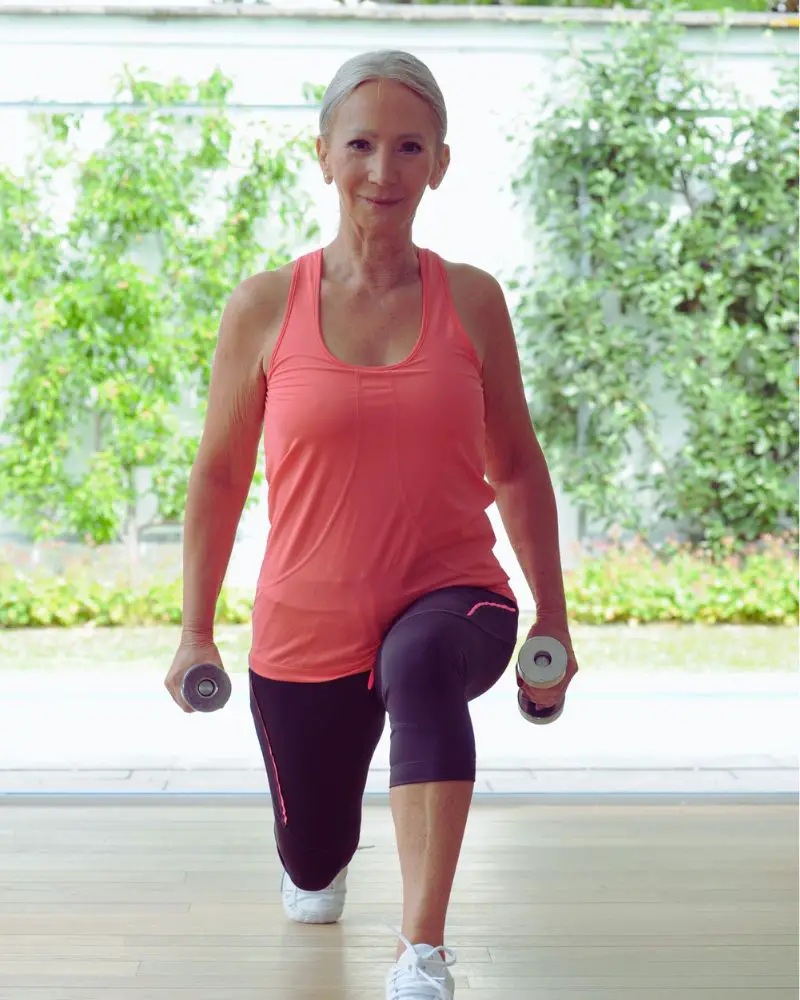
[324,223,419,292]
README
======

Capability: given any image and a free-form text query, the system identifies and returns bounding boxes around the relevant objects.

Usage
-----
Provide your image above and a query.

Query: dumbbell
[515,635,568,725]
[180,662,232,713]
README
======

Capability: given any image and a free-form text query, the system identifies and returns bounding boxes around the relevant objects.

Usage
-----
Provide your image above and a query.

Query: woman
[165,50,579,1000]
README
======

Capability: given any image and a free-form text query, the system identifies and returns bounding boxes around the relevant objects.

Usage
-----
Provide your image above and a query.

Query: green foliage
[510,2,798,552]
[403,0,781,9]
[1,535,795,628]
[256,0,784,8]
[565,532,798,624]
[0,68,319,546]
[0,566,251,628]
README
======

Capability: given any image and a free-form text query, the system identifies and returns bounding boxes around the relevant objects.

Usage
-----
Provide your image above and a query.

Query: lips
[363,197,401,207]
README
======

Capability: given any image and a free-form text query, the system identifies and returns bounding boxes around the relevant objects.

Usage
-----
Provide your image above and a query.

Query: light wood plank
[0,802,796,997]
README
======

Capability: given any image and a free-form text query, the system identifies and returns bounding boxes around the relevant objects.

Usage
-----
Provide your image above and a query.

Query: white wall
[0,6,795,609]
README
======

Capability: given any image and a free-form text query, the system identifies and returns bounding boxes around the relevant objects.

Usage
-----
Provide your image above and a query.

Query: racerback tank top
[248,247,515,683]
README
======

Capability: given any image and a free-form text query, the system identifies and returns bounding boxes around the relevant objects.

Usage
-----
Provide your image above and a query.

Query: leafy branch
[510,2,798,552]
[0,68,320,563]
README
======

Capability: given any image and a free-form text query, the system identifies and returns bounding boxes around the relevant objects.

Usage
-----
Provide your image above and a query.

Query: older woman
[165,49,578,1000]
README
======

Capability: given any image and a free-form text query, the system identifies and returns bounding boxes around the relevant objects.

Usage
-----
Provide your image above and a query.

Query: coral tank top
[248,247,515,682]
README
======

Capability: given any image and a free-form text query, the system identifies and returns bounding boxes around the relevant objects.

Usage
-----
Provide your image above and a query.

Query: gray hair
[319,50,447,146]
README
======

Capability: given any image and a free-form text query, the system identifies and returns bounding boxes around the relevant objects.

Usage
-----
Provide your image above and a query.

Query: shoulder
[441,259,506,310]
[439,258,512,366]
[441,256,534,480]
[224,260,296,332]
[219,259,297,372]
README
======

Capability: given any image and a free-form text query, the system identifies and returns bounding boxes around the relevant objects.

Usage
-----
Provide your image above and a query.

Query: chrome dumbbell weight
[515,635,568,724]
[181,662,232,713]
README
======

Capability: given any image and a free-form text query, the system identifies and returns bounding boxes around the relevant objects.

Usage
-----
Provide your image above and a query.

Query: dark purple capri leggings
[248,585,518,891]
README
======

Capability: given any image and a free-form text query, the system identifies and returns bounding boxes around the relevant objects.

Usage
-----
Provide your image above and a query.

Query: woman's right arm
[180,272,284,646]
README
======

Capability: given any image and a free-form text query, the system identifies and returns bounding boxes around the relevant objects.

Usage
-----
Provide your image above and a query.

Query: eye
[347,139,371,152]
[401,141,423,154]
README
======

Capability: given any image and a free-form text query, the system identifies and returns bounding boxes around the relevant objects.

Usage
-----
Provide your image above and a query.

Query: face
[317,79,450,232]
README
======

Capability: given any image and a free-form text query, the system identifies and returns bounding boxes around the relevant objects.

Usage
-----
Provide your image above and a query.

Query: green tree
[510,4,798,551]
[0,69,319,566]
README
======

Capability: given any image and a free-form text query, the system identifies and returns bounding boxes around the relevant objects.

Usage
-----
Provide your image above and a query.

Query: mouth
[362,197,402,207]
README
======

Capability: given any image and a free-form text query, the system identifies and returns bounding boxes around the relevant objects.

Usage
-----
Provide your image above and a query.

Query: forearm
[492,458,569,624]
[180,462,250,644]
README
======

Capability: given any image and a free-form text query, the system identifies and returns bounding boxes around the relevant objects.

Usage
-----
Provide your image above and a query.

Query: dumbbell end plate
[181,663,232,713]
[517,690,564,725]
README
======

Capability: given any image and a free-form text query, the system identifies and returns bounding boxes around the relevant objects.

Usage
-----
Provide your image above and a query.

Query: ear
[316,135,333,185]
[429,143,451,191]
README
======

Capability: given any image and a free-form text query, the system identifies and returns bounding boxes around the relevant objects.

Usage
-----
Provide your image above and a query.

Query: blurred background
[0,0,797,798]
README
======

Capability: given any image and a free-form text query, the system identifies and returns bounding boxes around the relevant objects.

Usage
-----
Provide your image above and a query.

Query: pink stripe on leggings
[466,601,517,617]
[250,675,288,826]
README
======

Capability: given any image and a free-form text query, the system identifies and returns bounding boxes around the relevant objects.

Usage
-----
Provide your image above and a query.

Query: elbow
[192,426,262,493]
[488,447,549,491]
[190,449,256,496]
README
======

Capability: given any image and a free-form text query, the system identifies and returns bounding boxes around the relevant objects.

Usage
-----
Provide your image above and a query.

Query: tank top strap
[419,247,446,328]
[268,249,326,381]
[417,248,481,372]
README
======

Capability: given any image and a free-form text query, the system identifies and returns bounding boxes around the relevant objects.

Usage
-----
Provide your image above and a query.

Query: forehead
[332,79,437,136]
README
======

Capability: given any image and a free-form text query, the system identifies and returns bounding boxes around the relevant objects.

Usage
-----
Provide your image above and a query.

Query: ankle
[396,927,447,961]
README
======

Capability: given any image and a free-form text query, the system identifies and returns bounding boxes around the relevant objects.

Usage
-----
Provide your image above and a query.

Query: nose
[367,146,397,187]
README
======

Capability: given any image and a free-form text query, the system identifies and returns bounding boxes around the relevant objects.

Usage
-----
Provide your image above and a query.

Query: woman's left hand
[518,617,580,710]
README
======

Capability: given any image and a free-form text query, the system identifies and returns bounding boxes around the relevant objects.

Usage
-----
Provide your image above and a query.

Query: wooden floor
[0,799,797,999]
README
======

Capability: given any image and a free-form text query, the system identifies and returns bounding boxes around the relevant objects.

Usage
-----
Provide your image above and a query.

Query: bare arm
[480,276,569,622]
[451,265,569,623]
[180,273,281,644]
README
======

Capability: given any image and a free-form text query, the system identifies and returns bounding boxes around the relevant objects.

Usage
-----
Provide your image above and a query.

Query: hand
[164,638,225,714]
[518,618,579,710]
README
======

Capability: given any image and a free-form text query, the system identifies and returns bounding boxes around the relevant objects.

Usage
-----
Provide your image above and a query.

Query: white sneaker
[386,931,456,999]
[280,866,347,924]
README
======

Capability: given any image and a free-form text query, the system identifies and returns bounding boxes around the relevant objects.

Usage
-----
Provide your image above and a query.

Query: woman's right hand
[164,639,225,713]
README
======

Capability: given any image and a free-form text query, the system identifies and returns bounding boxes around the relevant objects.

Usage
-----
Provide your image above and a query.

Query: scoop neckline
[314,247,429,372]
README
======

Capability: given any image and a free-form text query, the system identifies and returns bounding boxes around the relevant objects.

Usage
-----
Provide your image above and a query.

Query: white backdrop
[0,5,795,607]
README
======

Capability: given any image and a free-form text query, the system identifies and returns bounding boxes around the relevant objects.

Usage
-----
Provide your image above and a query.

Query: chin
[356,204,417,228]
[354,214,405,233]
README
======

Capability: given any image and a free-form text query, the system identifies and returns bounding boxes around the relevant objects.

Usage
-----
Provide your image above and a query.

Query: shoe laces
[387,929,456,999]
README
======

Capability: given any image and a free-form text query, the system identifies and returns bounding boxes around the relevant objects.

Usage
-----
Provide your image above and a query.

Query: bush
[0,69,318,549]
[0,559,251,629]
[565,531,798,624]
[510,2,798,551]
[0,533,796,628]
[241,0,793,10]
[413,0,782,8]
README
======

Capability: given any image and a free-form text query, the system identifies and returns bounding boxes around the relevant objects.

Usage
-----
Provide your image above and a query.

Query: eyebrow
[347,130,426,141]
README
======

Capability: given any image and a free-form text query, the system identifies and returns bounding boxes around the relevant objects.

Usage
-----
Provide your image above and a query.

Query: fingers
[520,660,578,708]
[523,687,563,709]
[164,677,195,714]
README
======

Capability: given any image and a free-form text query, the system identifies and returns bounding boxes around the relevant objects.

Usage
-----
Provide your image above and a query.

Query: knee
[281,843,354,892]
[287,866,341,893]
[275,817,358,893]
[376,621,476,787]
[377,618,462,703]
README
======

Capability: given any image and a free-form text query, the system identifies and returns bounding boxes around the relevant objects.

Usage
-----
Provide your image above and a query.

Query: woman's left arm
[469,270,579,702]
[454,268,565,618]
